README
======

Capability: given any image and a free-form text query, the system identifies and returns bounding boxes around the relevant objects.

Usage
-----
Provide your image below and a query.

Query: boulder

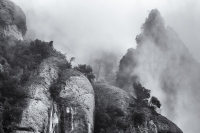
[94,83,135,114]
[0,0,26,39]
[94,83,136,133]
[55,69,95,133]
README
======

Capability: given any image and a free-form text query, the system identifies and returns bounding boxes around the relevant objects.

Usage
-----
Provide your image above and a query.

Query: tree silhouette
[74,64,95,83]
[150,96,161,108]
[133,82,151,105]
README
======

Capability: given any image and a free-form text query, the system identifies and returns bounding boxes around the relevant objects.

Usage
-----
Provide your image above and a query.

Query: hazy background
[10,0,200,132]
[11,0,200,64]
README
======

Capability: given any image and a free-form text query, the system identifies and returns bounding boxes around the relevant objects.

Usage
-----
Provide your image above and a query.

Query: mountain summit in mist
[0,0,194,133]
[117,9,200,133]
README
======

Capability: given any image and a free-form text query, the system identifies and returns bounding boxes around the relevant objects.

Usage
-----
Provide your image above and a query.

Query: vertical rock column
[0,0,27,40]
[15,57,63,133]
[58,70,95,133]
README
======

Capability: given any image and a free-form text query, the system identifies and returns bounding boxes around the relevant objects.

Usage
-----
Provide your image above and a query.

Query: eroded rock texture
[0,0,26,40]
[135,106,183,133]
[55,69,95,133]
[14,57,64,133]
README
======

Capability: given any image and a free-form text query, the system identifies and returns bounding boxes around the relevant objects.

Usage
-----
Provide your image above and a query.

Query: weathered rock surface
[56,69,95,133]
[136,106,183,133]
[0,0,26,40]
[155,115,183,133]
[4,56,95,133]
[14,57,64,133]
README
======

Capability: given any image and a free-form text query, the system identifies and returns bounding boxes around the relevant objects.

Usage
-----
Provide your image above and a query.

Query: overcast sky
[11,0,200,64]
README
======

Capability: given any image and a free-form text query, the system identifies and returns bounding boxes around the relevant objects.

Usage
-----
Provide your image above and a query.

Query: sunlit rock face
[14,57,64,133]
[9,57,94,133]
[55,70,95,133]
[0,0,26,40]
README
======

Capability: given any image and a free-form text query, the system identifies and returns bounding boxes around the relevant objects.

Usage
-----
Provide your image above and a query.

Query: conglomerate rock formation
[14,57,64,133]
[53,69,95,133]
[12,60,95,133]
[0,0,26,40]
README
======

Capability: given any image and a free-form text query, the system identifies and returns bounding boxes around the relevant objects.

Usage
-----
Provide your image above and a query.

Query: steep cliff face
[14,57,64,133]
[0,0,26,40]
[12,58,95,133]
[52,69,95,133]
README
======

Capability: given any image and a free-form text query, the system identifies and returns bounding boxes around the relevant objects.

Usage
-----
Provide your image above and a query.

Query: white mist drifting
[132,10,200,133]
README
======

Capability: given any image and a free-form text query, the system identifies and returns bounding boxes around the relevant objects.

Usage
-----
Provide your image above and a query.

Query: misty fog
[11,0,200,63]
[10,0,200,133]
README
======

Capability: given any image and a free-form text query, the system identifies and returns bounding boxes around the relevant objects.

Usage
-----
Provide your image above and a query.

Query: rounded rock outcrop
[94,83,136,132]
[14,57,64,133]
[0,0,26,40]
[50,69,95,133]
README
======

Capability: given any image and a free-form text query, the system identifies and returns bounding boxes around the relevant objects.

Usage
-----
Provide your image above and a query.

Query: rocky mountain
[0,1,183,133]
[117,9,200,132]
[0,0,26,40]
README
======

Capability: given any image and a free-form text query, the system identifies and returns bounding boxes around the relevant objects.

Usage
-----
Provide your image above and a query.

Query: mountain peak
[141,9,165,36]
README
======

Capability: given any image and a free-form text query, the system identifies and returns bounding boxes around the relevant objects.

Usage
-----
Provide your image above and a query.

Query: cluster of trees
[150,96,161,109]
[132,112,146,127]
[94,102,135,133]
[0,38,69,96]
[74,64,95,83]
[0,38,70,132]
[133,82,151,105]
[133,82,161,111]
